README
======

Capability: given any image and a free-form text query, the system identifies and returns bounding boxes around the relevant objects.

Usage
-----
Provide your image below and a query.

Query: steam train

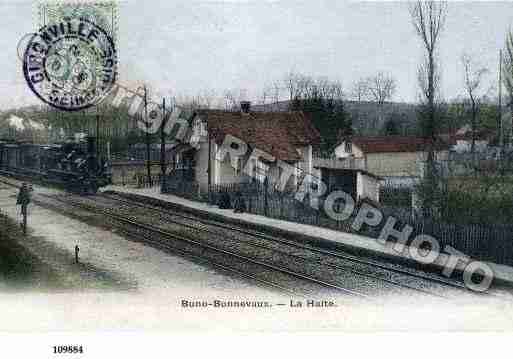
[0,136,111,194]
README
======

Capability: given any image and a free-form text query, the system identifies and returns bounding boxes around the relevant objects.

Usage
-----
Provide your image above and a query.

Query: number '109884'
[53,346,84,354]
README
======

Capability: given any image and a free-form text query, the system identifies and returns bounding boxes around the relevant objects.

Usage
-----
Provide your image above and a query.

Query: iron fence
[162,174,377,237]
[133,172,162,188]
[161,174,513,266]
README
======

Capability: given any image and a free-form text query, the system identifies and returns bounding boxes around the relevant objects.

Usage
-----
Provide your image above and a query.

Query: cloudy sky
[1,0,512,110]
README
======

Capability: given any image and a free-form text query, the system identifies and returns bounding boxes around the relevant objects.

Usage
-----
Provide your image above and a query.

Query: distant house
[174,103,321,193]
[333,136,450,181]
[448,125,495,153]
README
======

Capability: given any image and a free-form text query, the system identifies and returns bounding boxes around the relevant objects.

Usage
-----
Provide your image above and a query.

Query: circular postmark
[23,17,117,111]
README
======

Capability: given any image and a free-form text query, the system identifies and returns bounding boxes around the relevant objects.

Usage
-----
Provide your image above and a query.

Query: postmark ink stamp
[22,1,118,111]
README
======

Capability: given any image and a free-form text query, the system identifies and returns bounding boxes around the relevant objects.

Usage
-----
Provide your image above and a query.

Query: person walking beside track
[16,183,32,235]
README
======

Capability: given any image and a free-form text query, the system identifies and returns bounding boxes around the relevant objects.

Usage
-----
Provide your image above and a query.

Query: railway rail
[91,193,458,298]
[40,194,380,298]
[1,175,505,300]
[0,176,368,298]
[101,191,472,294]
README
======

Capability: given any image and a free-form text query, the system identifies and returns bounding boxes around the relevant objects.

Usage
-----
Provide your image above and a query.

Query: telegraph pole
[144,86,152,187]
[96,113,100,159]
[160,97,167,192]
[499,49,504,156]
[207,131,212,204]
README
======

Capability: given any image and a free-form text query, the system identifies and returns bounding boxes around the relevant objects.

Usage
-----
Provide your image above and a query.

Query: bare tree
[173,89,222,112]
[259,85,270,106]
[365,72,397,130]
[223,88,247,111]
[285,74,344,103]
[260,81,282,109]
[270,81,282,110]
[282,72,348,153]
[198,89,218,109]
[351,78,370,102]
[503,30,513,148]
[410,0,447,217]
[366,72,397,105]
[410,0,447,140]
[283,71,300,101]
[461,53,489,155]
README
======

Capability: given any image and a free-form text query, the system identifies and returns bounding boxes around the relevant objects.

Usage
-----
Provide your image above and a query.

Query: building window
[235,157,242,175]
[345,141,352,154]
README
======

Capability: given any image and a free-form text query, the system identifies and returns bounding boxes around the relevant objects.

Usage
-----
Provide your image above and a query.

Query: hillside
[252,100,419,136]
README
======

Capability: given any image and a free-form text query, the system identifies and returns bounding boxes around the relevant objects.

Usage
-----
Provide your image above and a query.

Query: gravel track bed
[34,194,366,299]
[95,194,470,297]
[50,193,457,299]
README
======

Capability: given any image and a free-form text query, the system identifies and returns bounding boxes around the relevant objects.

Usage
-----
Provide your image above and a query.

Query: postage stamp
[36,0,118,40]
[22,1,118,111]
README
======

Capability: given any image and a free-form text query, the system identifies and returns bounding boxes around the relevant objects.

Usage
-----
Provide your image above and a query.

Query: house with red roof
[448,125,496,153]
[177,102,321,193]
[333,135,450,180]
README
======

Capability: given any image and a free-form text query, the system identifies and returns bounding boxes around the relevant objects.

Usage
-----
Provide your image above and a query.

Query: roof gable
[196,110,320,161]
[346,136,449,154]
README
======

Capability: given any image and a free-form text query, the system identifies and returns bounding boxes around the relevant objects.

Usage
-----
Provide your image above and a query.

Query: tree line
[3,1,513,162]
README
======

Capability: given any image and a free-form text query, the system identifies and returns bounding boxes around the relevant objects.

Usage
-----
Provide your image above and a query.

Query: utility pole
[96,112,100,159]
[207,130,212,204]
[160,98,167,192]
[144,86,152,187]
[499,49,504,156]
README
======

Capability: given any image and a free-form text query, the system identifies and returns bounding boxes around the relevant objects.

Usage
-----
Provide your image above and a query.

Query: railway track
[0,176,369,298]
[1,175,505,300]
[101,191,472,295]
[75,194,440,297]
[40,194,375,298]
[48,194,460,298]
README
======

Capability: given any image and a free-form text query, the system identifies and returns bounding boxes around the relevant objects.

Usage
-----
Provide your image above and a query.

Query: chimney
[240,101,251,114]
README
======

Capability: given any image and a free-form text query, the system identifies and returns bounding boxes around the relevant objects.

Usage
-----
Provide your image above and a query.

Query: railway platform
[101,185,513,289]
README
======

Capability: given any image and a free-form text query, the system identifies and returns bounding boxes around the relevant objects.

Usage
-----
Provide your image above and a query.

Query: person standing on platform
[233,191,246,213]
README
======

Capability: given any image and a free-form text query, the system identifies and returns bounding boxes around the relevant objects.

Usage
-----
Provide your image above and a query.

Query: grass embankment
[0,212,60,289]
[445,176,513,224]
[0,210,135,291]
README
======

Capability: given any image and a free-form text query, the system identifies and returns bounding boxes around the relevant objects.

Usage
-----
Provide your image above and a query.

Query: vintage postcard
[1,0,513,356]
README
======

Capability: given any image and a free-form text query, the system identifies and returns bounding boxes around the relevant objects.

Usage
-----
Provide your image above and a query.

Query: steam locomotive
[0,136,111,194]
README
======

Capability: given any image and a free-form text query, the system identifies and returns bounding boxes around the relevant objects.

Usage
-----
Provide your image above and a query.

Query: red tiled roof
[438,128,496,146]
[350,136,449,154]
[196,110,320,161]
[452,129,495,142]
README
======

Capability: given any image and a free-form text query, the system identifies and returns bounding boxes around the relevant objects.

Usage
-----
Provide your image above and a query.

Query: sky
[1,0,513,110]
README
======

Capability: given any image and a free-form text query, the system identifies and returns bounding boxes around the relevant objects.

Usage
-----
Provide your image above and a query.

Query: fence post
[75,245,80,264]
[21,204,27,235]
[264,178,269,217]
